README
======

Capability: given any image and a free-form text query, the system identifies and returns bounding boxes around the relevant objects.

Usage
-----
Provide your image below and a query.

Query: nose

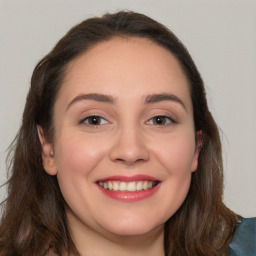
[109,126,150,165]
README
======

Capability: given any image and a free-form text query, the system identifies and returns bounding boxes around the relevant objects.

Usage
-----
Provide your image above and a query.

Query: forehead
[58,36,191,108]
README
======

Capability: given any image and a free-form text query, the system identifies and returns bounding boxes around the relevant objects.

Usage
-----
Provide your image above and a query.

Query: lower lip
[97,183,160,202]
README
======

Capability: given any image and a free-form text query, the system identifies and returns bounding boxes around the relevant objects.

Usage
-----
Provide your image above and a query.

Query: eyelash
[80,115,176,127]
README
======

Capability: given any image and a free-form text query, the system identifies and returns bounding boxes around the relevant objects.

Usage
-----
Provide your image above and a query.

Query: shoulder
[228,217,256,256]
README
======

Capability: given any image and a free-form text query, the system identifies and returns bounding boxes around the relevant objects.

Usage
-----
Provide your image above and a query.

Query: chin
[100,216,165,236]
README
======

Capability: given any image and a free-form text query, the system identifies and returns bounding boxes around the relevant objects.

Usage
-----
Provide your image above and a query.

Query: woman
[0,11,254,256]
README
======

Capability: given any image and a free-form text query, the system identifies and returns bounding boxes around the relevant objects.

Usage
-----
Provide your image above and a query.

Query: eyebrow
[66,92,186,111]
[67,93,115,110]
[145,93,187,111]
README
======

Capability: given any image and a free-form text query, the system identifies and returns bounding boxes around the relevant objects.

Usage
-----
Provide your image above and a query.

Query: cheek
[53,132,112,221]
[151,133,196,214]
[53,132,108,190]
[153,133,196,174]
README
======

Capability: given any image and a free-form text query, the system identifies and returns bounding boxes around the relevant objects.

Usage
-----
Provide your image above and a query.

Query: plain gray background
[0,0,255,217]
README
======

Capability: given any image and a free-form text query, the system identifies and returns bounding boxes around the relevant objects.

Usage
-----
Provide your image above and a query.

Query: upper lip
[96,175,160,182]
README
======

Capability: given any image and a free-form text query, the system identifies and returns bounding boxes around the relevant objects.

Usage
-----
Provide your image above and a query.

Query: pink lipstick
[96,175,161,202]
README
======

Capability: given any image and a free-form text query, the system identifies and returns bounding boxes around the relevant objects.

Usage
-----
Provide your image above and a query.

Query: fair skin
[39,37,201,256]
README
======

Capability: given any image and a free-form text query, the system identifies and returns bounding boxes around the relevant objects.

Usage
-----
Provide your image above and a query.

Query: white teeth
[119,182,126,191]
[142,182,148,190]
[127,181,136,191]
[99,180,157,191]
[107,181,113,190]
[137,181,143,191]
[113,182,119,191]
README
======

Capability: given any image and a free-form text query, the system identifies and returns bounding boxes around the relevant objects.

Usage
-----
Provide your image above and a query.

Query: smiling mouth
[97,180,159,192]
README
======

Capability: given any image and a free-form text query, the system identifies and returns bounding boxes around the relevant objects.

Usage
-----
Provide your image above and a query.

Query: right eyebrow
[66,93,115,111]
[144,93,187,111]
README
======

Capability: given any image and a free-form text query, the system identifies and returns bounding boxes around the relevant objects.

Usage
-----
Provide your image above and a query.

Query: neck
[65,209,165,256]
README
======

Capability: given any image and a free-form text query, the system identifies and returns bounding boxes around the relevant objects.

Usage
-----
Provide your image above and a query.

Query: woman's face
[41,37,200,238]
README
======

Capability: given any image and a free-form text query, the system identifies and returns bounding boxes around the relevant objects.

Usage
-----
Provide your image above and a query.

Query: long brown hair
[0,11,237,256]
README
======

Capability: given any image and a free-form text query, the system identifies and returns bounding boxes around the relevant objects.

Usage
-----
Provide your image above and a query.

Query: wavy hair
[0,11,237,256]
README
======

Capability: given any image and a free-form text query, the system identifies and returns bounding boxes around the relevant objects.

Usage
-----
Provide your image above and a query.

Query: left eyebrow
[66,93,115,111]
[144,93,187,111]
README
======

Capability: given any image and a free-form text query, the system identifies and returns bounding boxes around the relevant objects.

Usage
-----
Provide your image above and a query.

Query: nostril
[115,157,147,165]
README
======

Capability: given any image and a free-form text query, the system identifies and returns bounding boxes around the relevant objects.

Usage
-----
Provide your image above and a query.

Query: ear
[191,130,202,172]
[37,126,57,175]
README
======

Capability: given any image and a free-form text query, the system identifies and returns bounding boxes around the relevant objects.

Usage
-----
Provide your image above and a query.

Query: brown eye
[153,116,167,125]
[148,116,175,126]
[83,116,107,126]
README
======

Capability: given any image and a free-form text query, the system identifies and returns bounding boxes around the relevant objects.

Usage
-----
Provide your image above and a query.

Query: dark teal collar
[228,217,256,255]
